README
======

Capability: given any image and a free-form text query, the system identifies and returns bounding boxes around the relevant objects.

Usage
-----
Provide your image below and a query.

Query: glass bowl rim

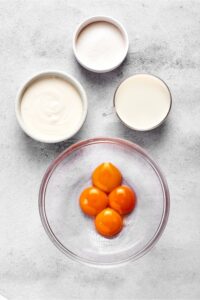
[38,137,170,267]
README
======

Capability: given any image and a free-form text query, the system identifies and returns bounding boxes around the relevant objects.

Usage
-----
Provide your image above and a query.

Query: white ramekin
[15,71,88,143]
[73,16,129,73]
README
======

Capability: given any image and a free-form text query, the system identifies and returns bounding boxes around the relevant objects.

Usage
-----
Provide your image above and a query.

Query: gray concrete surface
[0,0,200,299]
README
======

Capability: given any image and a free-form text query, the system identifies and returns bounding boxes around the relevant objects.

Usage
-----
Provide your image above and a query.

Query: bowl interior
[40,138,169,266]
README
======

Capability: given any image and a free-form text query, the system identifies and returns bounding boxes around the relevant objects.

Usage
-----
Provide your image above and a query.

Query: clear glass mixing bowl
[39,137,170,267]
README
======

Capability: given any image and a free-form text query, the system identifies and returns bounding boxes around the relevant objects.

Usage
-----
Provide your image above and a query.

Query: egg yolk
[79,187,108,217]
[109,185,136,215]
[95,208,123,237]
[92,162,122,193]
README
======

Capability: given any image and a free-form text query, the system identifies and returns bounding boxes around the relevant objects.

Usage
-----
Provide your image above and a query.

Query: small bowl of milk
[73,16,129,73]
[114,74,172,131]
[16,71,88,143]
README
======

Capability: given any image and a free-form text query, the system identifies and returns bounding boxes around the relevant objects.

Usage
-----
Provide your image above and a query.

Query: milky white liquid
[76,21,126,71]
[115,74,171,131]
[21,77,83,141]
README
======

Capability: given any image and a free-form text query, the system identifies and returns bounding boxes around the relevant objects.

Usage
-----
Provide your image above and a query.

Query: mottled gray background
[0,0,200,299]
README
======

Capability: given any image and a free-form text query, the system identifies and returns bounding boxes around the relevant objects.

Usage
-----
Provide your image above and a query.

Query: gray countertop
[0,0,200,299]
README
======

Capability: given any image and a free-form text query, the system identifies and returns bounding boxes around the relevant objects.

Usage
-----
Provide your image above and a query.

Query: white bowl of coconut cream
[73,16,129,73]
[16,71,88,143]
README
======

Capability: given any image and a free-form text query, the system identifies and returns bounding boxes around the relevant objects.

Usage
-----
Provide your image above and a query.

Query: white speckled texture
[0,0,200,299]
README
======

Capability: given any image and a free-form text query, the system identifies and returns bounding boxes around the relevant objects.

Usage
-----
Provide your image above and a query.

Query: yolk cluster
[79,162,136,237]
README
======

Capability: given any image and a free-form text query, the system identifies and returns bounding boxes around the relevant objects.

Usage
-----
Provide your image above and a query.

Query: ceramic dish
[73,16,129,73]
[16,71,88,143]
[39,137,170,267]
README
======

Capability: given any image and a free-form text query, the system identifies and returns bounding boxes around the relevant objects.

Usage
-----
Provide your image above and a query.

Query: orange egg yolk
[95,208,123,237]
[109,185,136,215]
[79,187,108,217]
[92,162,122,193]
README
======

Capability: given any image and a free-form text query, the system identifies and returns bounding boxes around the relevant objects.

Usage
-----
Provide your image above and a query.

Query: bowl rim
[38,137,170,267]
[15,70,88,143]
[73,15,129,73]
[113,73,172,132]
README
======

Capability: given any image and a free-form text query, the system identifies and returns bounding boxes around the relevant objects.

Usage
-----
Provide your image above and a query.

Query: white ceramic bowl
[16,71,88,143]
[73,16,129,73]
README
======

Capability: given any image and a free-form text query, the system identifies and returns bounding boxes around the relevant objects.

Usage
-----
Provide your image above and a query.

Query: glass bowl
[39,137,170,267]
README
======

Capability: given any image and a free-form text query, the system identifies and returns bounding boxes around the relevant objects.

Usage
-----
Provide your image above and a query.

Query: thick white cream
[75,21,126,71]
[20,76,83,141]
[115,74,171,131]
